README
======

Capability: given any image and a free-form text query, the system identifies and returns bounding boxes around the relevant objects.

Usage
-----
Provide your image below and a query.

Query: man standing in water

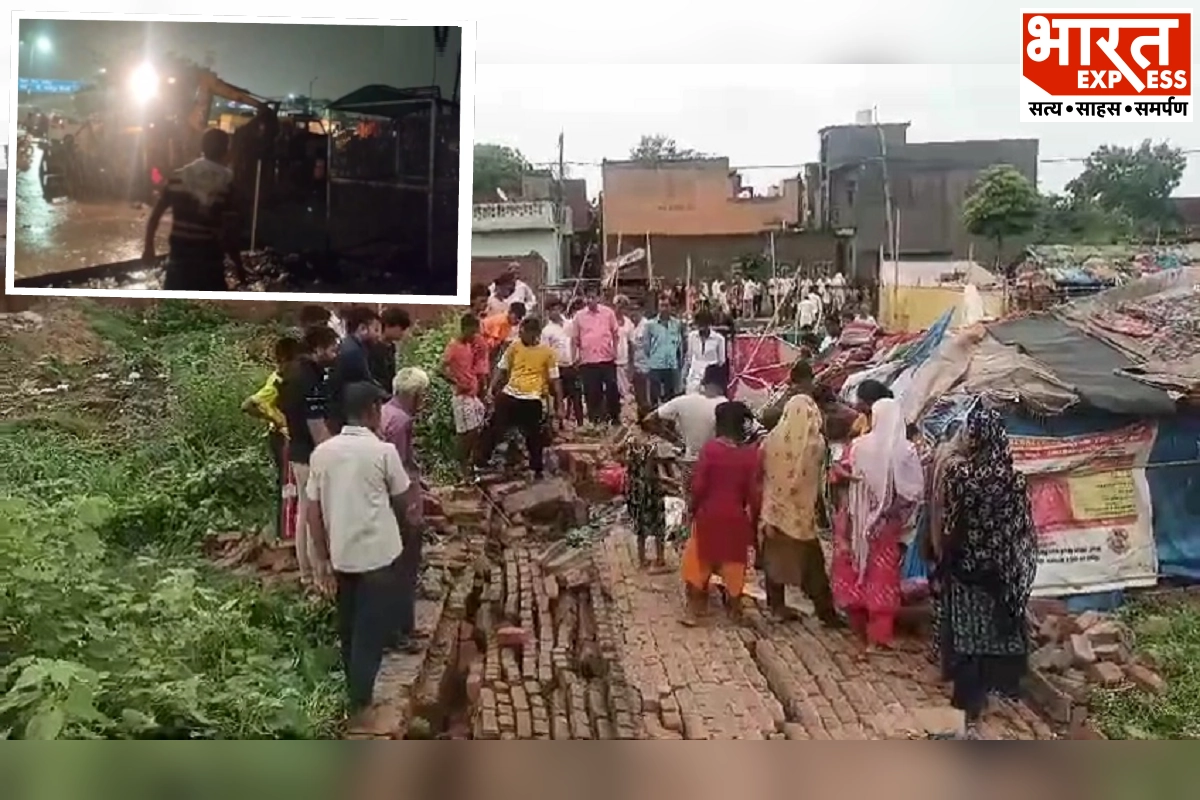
[143,128,245,291]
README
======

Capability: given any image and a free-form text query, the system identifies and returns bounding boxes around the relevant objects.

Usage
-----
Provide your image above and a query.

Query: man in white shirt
[683,309,727,395]
[614,295,638,410]
[306,382,413,714]
[710,279,725,313]
[796,292,819,330]
[742,278,759,319]
[540,297,583,426]
[642,364,727,459]
[487,265,538,317]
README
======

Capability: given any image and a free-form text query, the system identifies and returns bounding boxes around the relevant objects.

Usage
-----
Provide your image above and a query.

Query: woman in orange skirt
[680,401,763,625]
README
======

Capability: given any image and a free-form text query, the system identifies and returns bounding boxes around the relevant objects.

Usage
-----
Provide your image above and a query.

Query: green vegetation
[1091,598,1200,739]
[473,142,532,199]
[0,301,343,739]
[0,300,464,739]
[964,139,1188,252]
[403,316,459,481]
[962,164,1042,264]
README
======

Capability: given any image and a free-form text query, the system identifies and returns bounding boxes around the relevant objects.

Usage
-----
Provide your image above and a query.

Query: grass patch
[1091,597,1200,739]
[0,301,342,739]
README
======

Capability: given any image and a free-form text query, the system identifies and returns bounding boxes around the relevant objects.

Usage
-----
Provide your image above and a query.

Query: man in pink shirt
[571,286,620,425]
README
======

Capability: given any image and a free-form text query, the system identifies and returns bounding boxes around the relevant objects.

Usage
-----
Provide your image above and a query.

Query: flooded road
[11,147,168,279]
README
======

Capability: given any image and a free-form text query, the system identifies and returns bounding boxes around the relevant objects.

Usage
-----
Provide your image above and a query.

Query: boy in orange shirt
[441,314,487,480]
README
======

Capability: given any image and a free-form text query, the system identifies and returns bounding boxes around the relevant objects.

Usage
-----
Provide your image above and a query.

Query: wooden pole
[892,207,900,328]
[645,232,654,296]
[769,229,778,316]
[685,254,693,316]
[251,159,263,252]
[613,232,622,296]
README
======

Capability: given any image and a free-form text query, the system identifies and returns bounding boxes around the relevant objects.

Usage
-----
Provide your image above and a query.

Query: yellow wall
[880,286,1006,332]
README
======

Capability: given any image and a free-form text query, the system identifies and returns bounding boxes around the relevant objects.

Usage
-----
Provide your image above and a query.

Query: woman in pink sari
[830,397,924,649]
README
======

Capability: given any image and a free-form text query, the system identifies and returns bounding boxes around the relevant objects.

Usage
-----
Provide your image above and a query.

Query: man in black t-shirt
[327,305,384,429]
[280,325,340,586]
[368,307,413,397]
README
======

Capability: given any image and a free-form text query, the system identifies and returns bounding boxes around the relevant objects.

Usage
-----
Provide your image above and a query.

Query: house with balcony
[471,199,572,286]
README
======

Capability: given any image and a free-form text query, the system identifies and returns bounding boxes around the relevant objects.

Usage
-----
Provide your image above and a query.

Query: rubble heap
[1024,602,1166,734]
[465,477,642,739]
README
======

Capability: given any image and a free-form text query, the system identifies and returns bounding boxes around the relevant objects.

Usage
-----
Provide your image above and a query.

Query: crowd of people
[620,315,1037,741]
[644,270,873,330]
[237,264,1035,737]
[242,302,426,719]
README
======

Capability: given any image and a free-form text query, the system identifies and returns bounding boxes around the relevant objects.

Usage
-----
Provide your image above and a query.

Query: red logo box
[1022,10,1191,97]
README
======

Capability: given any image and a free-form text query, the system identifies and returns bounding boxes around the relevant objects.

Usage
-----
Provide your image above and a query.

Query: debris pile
[1024,602,1166,734]
[454,477,642,739]
[469,539,640,739]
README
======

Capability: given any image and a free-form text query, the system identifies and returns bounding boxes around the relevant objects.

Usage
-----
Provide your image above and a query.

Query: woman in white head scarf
[829,397,924,650]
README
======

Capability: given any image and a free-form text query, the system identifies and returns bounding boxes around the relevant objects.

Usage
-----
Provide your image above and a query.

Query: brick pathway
[596,528,1055,740]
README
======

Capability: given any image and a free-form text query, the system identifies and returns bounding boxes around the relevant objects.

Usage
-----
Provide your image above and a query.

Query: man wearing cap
[305,381,414,715]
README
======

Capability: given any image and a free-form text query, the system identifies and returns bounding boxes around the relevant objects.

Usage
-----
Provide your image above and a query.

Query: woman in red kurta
[830,398,924,649]
[681,401,763,625]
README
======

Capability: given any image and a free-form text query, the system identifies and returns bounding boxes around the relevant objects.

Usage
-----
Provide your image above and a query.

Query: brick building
[599,157,830,281]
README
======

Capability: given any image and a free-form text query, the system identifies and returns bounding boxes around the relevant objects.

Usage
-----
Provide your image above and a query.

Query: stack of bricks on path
[470,538,641,739]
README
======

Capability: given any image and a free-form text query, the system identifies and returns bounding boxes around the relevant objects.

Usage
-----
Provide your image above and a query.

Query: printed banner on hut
[1020,9,1192,122]
[1011,423,1159,596]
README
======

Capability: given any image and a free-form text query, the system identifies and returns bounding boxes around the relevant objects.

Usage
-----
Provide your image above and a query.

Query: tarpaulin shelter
[325,84,459,286]
[729,333,805,410]
[890,271,1200,602]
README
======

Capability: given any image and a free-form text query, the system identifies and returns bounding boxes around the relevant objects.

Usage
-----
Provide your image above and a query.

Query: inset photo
[6,13,473,303]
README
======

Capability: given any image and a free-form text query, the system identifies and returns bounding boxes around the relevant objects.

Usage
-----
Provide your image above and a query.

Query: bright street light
[36,37,51,53]
[130,63,159,105]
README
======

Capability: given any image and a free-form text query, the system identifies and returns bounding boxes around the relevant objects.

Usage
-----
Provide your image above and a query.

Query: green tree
[962,164,1042,265]
[473,143,531,199]
[1035,193,1134,245]
[1065,140,1185,234]
[628,134,706,163]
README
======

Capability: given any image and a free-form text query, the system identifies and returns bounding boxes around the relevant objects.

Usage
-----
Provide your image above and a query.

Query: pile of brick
[456,472,644,740]
[1024,603,1166,733]
[467,538,641,739]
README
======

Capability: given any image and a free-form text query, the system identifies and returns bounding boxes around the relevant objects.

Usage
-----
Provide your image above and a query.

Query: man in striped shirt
[143,128,244,291]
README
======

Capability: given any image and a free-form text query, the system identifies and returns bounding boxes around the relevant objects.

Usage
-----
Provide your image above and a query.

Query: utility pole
[555,131,566,283]
[873,106,897,320]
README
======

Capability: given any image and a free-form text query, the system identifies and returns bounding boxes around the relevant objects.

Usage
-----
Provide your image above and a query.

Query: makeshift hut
[888,269,1200,604]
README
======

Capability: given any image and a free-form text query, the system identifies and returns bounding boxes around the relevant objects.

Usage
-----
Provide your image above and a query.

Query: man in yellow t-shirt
[479,317,562,479]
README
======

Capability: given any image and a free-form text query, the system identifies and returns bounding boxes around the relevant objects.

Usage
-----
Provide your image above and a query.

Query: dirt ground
[349,436,1057,741]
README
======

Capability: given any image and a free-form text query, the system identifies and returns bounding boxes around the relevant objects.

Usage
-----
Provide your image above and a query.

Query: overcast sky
[5,4,1198,198]
[474,63,1200,199]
